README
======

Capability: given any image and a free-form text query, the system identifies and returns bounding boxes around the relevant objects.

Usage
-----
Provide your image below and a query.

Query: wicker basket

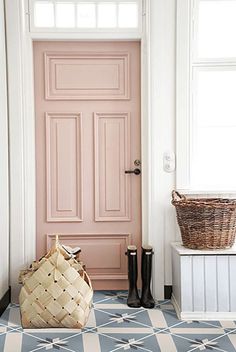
[172,191,236,249]
[19,236,93,329]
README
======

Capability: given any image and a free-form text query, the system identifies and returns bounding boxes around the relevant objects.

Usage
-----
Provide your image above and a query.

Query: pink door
[34,41,141,290]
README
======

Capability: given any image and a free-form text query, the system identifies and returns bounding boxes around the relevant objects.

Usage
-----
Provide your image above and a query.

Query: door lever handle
[125,168,141,175]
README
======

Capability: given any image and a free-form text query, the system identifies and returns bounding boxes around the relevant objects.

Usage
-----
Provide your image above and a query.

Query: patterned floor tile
[154,332,179,352]
[0,325,8,335]
[93,291,128,305]
[1,292,236,351]
[169,320,226,335]
[0,304,21,328]
[93,291,110,304]
[7,305,22,328]
[156,300,172,309]
[154,308,227,335]
[94,303,140,310]
[214,331,236,352]
[26,331,83,352]
[166,332,229,352]
[94,307,162,333]
[97,332,159,352]
[0,306,11,326]
[141,307,185,331]
[219,321,236,331]
[0,330,53,352]
[0,333,8,352]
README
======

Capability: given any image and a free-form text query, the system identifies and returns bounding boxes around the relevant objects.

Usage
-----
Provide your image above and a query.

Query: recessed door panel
[45,52,129,100]
[46,113,82,222]
[94,112,131,221]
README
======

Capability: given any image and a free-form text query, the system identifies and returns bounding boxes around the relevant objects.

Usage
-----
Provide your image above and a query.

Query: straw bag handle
[172,190,186,202]
[55,234,60,248]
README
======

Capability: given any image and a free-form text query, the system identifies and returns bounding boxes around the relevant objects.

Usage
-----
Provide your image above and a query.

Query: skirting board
[164,285,172,299]
[0,287,11,317]
[171,294,236,321]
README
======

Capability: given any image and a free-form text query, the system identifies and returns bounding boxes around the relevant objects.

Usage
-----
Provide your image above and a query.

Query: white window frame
[176,0,192,192]
[29,0,142,38]
[176,0,236,193]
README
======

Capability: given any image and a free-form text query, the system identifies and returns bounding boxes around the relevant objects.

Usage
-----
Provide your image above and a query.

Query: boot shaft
[126,245,141,308]
[141,245,155,309]
[141,245,154,284]
[126,245,138,285]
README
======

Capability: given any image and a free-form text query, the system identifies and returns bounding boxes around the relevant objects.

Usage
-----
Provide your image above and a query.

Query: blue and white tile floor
[0,291,236,351]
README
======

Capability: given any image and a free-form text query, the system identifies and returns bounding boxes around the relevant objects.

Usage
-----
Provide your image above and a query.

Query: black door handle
[125,168,141,175]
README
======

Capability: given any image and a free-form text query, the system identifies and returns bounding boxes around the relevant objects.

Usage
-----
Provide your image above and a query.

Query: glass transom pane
[118,3,138,28]
[198,0,236,58]
[56,3,75,28]
[34,1,54,28]
[31,0,141,32]
[97,3,117,28]
[77,3,96,28]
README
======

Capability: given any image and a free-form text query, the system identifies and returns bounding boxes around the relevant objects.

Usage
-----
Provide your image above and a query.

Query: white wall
[0,0,10,299]
[149,0,178,291]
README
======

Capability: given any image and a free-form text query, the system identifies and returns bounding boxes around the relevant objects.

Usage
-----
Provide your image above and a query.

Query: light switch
[163,151,175,173]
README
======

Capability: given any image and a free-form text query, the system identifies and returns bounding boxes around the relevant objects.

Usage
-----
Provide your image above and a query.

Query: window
[77,3,96,28]
[177,0,236,191]
[56,3,75,28]
[30,0,141,32]
[97,3,117,28]
[34,2,54,27]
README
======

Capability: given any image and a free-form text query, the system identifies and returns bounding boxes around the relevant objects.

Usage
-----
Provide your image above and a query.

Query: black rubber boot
[141,245,155,309]
[126,245,141,308]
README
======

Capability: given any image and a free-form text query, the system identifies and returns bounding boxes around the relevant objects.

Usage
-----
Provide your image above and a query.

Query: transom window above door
[29,0,141,33]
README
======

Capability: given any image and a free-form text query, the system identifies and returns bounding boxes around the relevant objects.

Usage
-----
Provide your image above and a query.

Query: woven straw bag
[172,191,236,249]
[19,237,93,329]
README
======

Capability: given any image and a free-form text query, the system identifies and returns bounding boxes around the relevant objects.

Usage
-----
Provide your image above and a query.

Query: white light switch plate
[163,151,175,172]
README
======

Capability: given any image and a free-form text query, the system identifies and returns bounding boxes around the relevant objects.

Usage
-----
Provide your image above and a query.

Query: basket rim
[172,190,236,209]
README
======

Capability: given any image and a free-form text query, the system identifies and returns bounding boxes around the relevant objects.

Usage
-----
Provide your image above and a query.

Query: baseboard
[171,293,236,321]
[0,287,11,317]
[164,285,172,299]
[171,294,181,320]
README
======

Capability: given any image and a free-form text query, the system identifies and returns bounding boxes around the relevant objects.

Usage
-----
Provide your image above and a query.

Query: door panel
[94,112,131,221]
[34,41,141,289]
[46,113,83,222]
[47,233,131,286]
[45,52,130,100]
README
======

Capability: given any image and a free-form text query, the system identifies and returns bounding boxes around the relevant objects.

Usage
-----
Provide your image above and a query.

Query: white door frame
[5,0,166,302]
[0,0,9,300]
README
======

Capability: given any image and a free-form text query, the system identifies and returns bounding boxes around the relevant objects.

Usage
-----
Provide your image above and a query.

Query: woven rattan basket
[19,237,93,329]
[172,191,236,249]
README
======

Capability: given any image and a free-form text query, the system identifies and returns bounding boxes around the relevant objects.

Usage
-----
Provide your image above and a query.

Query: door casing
[6,0,165,302]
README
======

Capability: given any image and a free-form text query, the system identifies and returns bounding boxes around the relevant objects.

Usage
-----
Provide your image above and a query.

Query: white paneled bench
[171,242,236,320]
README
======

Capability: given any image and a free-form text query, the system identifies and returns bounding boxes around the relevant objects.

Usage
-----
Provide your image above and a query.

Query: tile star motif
[104,291,128,302]
[189,338,219,350]
[109,313,137,324]
[37,337,68,350]
[115,337,144,350]
[186,320,201,324]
